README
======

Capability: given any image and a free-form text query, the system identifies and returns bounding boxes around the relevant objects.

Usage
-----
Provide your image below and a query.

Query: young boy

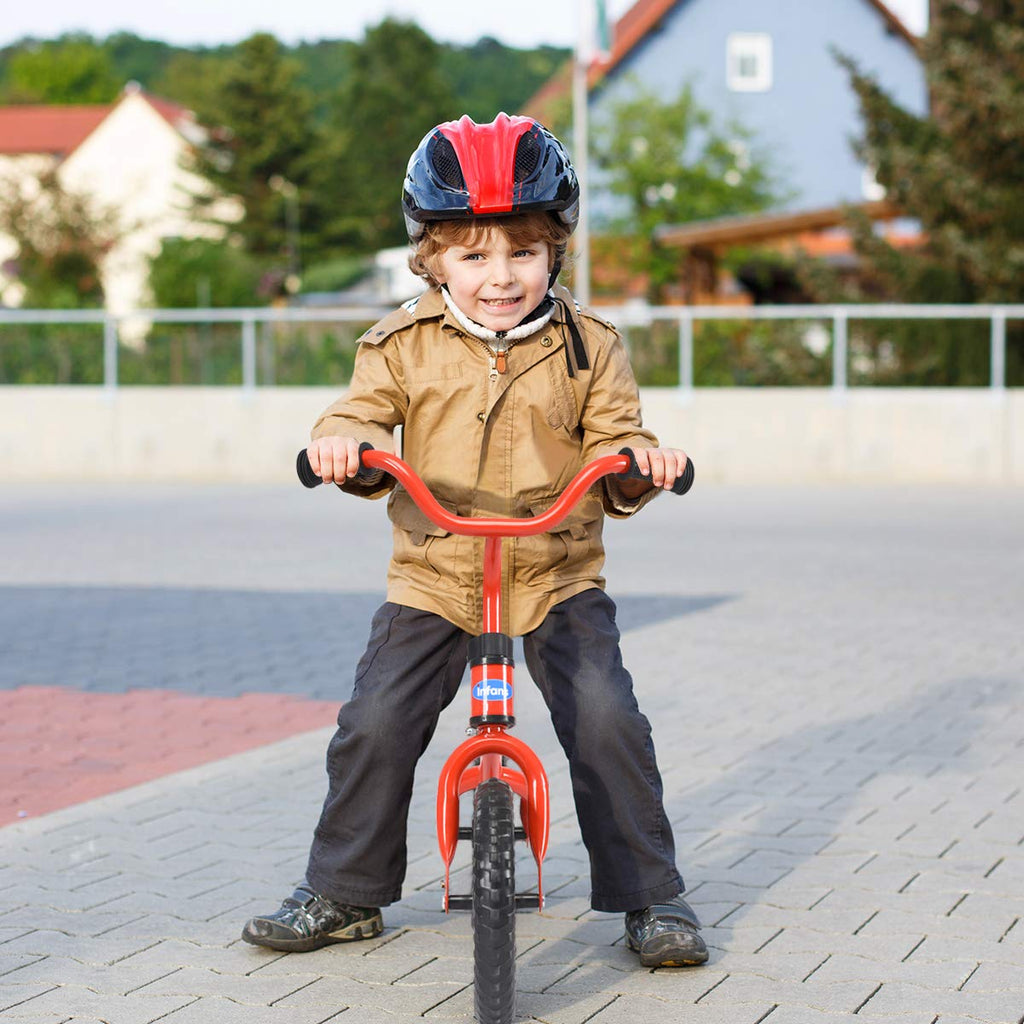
[243,114,707,969]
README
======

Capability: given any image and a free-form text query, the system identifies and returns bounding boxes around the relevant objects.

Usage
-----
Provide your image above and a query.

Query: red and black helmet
[402,113,580,241]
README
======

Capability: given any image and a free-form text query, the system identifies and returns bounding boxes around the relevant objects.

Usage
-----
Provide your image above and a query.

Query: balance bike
[297,444,693,1024]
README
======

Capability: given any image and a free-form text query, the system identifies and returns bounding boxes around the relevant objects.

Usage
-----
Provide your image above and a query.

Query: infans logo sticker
[473,679,513,701]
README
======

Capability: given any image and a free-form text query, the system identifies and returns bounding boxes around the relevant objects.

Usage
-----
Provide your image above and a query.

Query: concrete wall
[2,387,1021,485]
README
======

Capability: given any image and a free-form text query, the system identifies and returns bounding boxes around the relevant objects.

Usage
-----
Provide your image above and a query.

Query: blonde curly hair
[408,212,572,288]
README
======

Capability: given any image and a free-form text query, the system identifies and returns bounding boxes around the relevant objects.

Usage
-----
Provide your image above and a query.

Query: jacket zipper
[478,334,515,382]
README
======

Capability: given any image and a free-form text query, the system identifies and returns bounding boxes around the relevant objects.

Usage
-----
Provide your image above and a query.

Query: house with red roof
[0,84,237,313]
[528,0,927,301]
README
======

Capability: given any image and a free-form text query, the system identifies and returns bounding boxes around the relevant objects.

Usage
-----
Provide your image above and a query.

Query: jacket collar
[440,287,556,344]
[407,284,584,334]
[403,287,446,321]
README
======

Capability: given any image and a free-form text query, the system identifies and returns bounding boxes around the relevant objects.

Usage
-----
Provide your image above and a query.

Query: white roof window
[727,33,773,93]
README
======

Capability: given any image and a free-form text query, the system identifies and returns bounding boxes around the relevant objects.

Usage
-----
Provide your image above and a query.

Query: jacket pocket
[545,358,581,432]
[387,485,459,586]
[387,485,453,545]
[518,491,604,586]
[406,361,464,384]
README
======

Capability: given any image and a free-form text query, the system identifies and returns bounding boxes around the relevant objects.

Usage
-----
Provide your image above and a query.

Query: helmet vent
[431,135,466,189]
[513,131,541,182]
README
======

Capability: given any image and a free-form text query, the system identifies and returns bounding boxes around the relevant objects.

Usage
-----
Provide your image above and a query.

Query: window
[727,33,773,92]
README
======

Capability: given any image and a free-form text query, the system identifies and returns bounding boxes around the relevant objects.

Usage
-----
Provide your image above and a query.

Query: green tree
[439,37,569,123]
[192,33,315,267]
[0,170,119,307]
[151,48,233,114]
[315,19,456,253]
[103,32,177,89]
[802,0,1024,385]
[592,80,782,301]
[1,35,120,103]
[290,39,357,122]
[837,0,1024,303]
[148,238,262,308]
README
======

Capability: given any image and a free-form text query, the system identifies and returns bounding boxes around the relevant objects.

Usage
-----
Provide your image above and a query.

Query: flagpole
[573,0,592,307]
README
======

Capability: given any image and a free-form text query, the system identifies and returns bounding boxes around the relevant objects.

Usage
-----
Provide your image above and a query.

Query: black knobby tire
[472,778,516,1024]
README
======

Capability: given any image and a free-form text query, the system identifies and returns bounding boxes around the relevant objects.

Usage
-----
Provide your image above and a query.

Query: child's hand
[621,447,691,495]
[307,436,365,484]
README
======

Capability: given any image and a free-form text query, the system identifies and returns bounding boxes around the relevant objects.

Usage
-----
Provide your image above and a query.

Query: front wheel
[472,778,516,1024]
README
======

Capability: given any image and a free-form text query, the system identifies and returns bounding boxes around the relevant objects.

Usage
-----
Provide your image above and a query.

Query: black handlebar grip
[674,459,695,495]
[617,447,695,495]
[295,442,378,488]
[296,449,322,488]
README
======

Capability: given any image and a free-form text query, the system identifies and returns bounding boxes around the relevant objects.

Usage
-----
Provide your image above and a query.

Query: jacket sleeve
[578,324,661,519]
[310,340,408,499]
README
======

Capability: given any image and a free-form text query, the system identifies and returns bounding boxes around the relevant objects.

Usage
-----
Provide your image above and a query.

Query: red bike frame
[356,449,634,912]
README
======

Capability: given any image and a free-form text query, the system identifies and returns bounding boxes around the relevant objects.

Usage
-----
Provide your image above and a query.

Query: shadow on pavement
[0,585,731,700]
[542,671,1019,989]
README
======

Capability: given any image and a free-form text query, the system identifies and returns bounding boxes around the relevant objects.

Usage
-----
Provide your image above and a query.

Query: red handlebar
[360,449,630,538]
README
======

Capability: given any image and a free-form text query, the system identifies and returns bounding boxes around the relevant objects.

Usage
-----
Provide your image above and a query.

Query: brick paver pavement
[0,688,340,825]
[1,479,1022,1023]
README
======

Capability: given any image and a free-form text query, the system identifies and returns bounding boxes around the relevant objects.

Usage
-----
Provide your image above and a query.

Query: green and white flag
[595,0,611,59]
[578,0,613,63]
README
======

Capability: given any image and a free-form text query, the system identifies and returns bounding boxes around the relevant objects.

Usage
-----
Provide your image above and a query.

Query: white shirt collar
[441,287,555,346]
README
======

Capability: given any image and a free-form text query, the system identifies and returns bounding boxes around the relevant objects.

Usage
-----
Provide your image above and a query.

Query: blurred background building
[526,0,928,304]
[0,83,239,314]
[0,0,1020,398]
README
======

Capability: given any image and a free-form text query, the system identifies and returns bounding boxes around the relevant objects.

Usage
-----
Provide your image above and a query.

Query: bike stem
[483,536,502,633]
[470,535,513,730]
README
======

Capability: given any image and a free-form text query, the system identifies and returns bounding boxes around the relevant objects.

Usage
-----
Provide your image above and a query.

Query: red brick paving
[0,686,340,827]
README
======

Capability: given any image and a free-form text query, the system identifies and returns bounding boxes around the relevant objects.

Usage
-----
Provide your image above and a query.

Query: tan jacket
[312,284,659,636]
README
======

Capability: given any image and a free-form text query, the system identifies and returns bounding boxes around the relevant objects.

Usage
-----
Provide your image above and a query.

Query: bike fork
[437,538,550,911]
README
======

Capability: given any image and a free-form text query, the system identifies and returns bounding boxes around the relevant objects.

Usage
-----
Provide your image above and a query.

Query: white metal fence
[0,303,1020,391]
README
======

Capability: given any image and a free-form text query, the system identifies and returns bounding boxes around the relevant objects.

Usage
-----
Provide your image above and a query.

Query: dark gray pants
[305,589,683,913]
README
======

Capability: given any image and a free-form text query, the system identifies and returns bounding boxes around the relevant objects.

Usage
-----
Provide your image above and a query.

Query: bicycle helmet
[402,113,580,241]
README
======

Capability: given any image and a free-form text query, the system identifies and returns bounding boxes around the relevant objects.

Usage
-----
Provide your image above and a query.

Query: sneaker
[625,895,708,967]
[242,885,383,952]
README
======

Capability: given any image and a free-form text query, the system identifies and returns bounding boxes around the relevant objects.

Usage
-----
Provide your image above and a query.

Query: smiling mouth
[483,297,522,307]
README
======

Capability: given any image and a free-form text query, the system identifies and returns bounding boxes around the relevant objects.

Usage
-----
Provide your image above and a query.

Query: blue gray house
[537,0,927,217]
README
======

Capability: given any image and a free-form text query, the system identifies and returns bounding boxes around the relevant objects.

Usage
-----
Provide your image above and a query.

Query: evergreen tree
[290,40,357,122]
[314,19,456,253]
[439,37,568,123]
[192,33,315,268]
[102,32,176,89]
[836,0,1024,304]
[806,0,1024,384]
[151,49,233,117]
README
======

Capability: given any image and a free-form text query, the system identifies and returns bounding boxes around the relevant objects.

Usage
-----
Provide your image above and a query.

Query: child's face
[434,227,551,333]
